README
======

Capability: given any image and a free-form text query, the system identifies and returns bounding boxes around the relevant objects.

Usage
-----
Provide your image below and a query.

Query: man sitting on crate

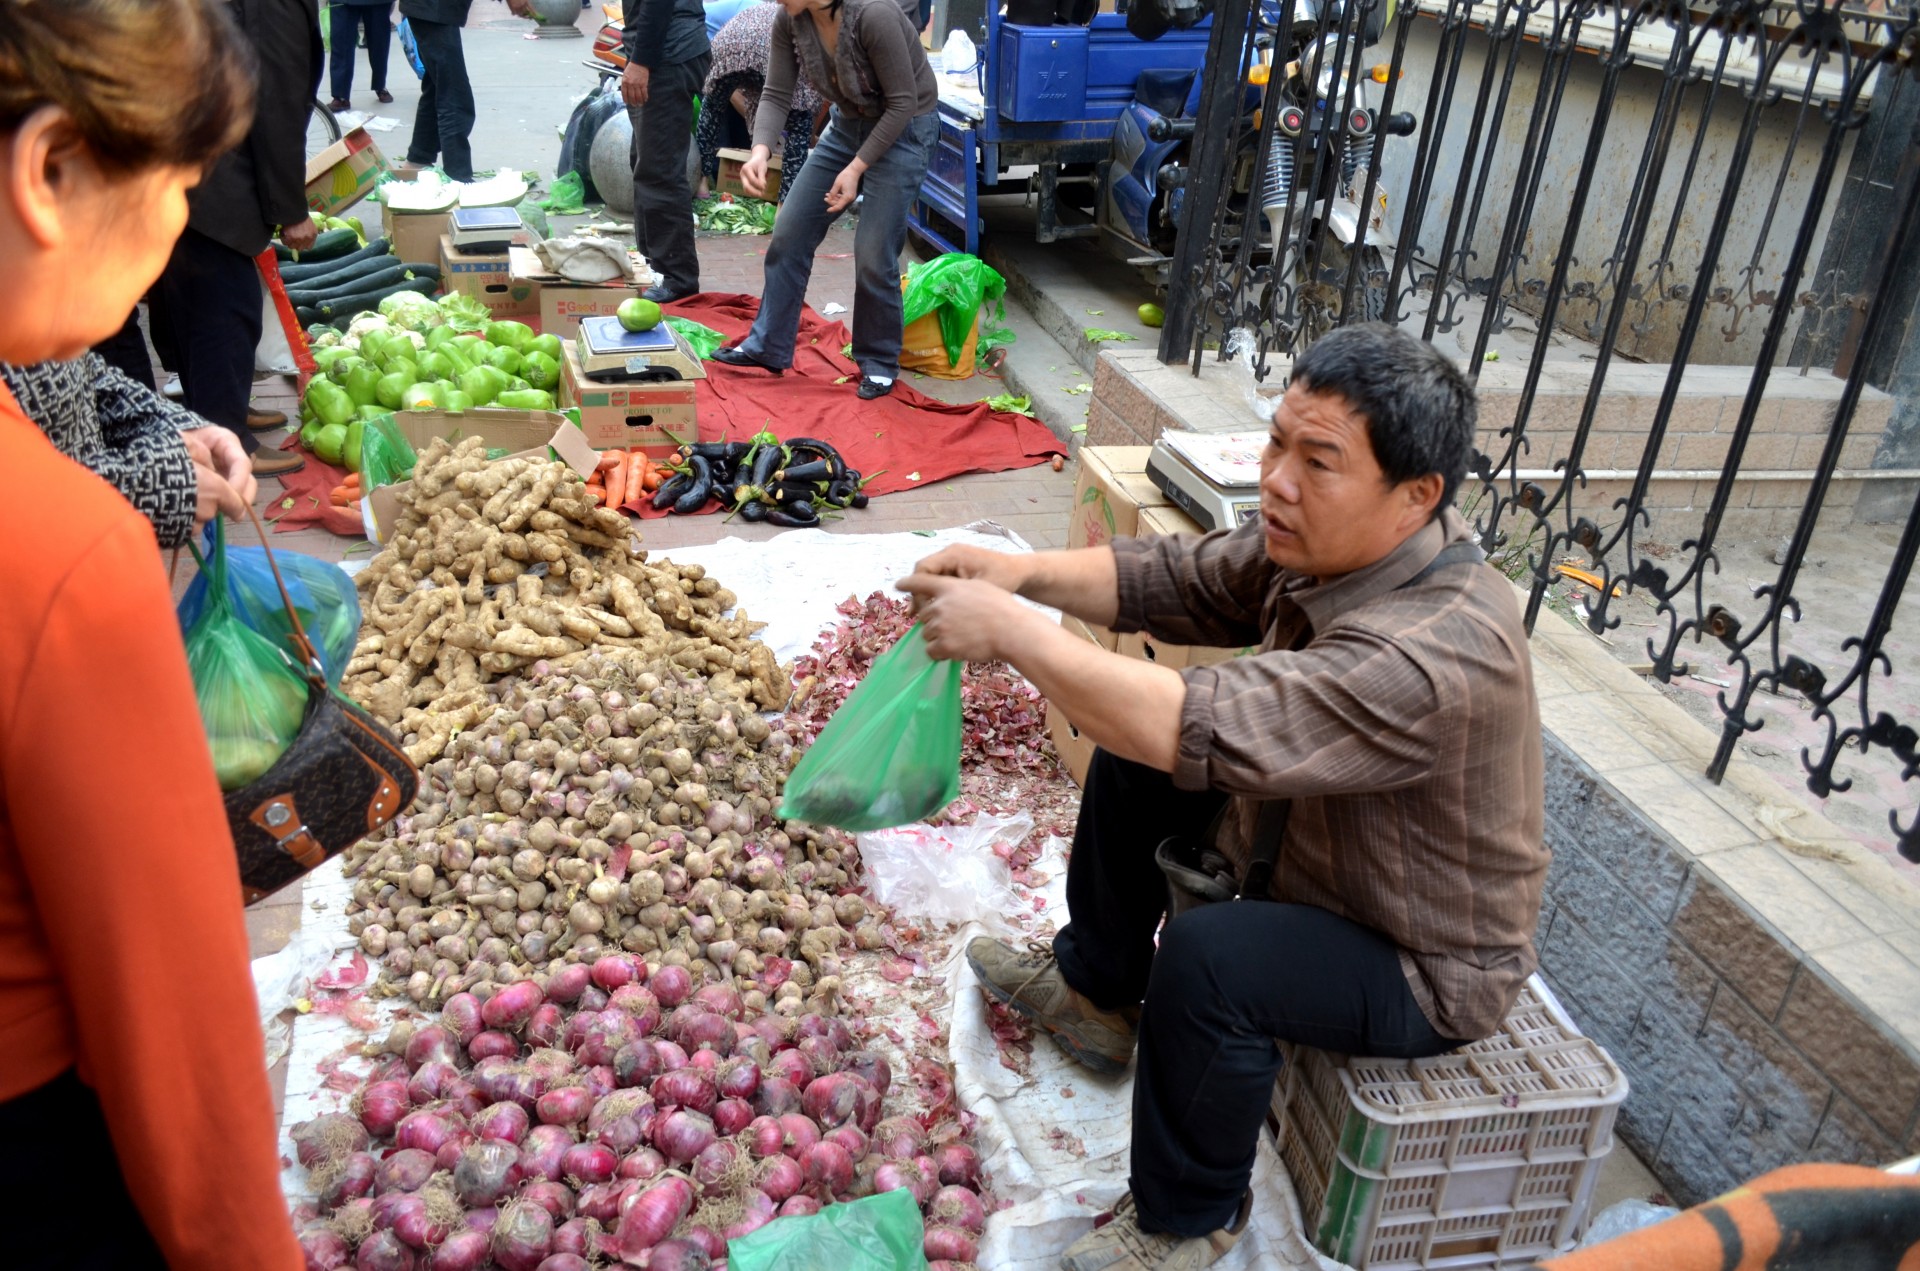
[898,323,1549,1271]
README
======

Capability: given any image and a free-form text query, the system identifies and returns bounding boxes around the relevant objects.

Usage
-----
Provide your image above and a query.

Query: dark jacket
[622,0,710,69]
[399,0,473,22]
[188,0,324,258]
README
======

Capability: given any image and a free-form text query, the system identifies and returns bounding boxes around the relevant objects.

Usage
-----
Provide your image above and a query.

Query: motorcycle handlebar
[1147,117,1200,142]
[1381,112,1418,136]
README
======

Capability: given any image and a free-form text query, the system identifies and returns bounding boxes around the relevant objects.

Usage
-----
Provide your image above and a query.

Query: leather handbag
[214,509,418,904]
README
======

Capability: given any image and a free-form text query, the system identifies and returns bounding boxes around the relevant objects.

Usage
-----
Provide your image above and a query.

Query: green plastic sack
[358,413,417,493]
[176,523,363,688]
[902,253,1009,368]
[777,625,960,832]
[666,315,726,360]
[540,171,587,215]
[182,520,310,791]
[728,1188,927,1271]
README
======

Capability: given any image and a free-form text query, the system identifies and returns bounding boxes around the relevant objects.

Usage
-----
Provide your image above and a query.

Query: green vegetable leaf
[984,393,1034,416]
[1063,383,1092,395]
[1084,328,1136,343]
[1071,423,1088,433]
[1085,308,1104,316]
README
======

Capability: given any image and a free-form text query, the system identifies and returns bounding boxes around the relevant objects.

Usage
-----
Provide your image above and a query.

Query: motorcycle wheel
[1299,241,1386,342]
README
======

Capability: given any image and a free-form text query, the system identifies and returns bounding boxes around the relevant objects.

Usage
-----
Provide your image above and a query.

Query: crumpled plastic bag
[534,233,632,282]
[667,316,725,359]
[1574,1198,1681,1248]
[858,812,1032,938]
[902,252,1008,368]
[727,1188,927,1271]
[177,522,363,687]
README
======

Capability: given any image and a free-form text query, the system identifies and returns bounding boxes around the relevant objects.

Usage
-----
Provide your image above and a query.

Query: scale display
[1146,432,1266,532]
[575,317,706,383]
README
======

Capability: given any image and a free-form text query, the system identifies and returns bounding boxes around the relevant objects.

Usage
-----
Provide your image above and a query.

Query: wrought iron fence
[1162,0,1920,857]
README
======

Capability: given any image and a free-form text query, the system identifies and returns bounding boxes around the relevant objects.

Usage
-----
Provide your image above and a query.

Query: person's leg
[731,114,852,368]
[1051,746,1227,1009]
[847,112,939,382]
[429,24,475,180]
[93,308,157,391]
[0,1071,169,1269]
[152,229,262,454]
[329,3,358,102]
[1129,902,1462,1236]
[406,19,447,165]
[630,56,707,294]
[367,3,394,94]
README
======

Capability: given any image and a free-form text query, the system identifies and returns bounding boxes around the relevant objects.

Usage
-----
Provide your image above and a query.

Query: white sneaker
[161,373,184,400]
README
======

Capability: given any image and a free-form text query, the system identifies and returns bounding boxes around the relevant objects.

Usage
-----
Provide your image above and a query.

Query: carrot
[328,484,356,506]
[642,461,664,492]
[596,450,623,473]
[606,453,627,510]
[627,451,648,505]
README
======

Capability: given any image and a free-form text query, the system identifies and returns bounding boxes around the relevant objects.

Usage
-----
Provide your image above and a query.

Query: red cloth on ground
[268,444,363,536]
[626,294,1063,517]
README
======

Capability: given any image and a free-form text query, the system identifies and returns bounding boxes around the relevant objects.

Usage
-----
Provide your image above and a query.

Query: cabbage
[308,327,343,349]
[436,291,493,334]
[380,289,446,332]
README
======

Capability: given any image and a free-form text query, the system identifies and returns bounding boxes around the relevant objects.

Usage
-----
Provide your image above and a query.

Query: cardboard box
[364,410,596,542]
[1062,612,1116,652]
[716,148,781,202]
[1047,701,1095,787]
[509,247,653,340]
[439,235,537,318]
[1069,446,1170,551]
[385,207,452,268]
[306,126,389,217]
[1138,503,1206,538]
[1113,500,1251,668]
[562,340,699,453]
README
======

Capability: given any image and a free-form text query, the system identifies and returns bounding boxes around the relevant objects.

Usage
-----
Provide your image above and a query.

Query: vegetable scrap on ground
[284,446,1089,1267]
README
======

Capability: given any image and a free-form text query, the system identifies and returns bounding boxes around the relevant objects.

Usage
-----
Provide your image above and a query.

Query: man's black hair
[1289,323,1476,515]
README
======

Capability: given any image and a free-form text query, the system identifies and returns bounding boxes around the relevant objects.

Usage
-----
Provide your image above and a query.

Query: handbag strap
[235,503,327,685]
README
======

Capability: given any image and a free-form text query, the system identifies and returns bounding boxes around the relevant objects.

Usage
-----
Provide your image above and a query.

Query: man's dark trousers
[330,1,394,101]
[628,54,709,295]
[147,230,262,455]
[406,18,474,180]
[1051,748,1461,1238]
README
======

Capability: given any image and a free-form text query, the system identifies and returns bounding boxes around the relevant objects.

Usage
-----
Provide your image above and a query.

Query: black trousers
[1,1070,167,1268]
[1053,749,1462,1238]
[330,1,394,101]
[93,309,156,392]
[148,228,261,454]
[406,18,474,181]
[628,55,709,295]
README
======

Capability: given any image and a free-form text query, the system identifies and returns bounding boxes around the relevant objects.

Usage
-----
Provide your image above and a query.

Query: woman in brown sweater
[713,0,939,400]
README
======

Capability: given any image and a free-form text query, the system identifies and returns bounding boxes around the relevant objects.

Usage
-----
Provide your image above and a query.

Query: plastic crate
[1271,976,1627,1270]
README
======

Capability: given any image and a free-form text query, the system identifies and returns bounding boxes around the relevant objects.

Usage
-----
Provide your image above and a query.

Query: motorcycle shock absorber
[1342,134,1375,192]
[1259,131,1296,244]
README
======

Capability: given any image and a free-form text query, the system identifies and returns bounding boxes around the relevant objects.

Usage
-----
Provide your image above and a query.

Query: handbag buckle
[250,794,326,870]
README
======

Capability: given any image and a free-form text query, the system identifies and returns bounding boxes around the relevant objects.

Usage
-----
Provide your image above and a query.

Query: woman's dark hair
[0,0,256,172]
[1290,322,1477,514]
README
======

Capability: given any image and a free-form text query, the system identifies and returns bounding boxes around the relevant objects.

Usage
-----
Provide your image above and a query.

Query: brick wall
[1537,737,1920,1204]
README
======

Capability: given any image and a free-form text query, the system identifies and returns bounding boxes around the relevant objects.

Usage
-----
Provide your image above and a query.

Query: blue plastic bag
[727,1188,928,1271]
[398,17,425,78]
[176,525,362,688]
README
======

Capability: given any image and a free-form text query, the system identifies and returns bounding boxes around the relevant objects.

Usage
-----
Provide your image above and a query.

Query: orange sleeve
[3,517,304,1271]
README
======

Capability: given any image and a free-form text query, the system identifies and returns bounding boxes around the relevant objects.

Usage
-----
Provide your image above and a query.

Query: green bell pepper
[486,345,524,376]
[485,320,535,351]
[521,350,561,391]
[344,418,366,473]
[495,388,556,411]
[526,333,564,362]
[313,421,349,466]
[303,377,356,430]
[342,363,382,409]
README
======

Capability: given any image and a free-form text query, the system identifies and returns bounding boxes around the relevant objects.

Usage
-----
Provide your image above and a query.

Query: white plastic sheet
[858,813,1031,939]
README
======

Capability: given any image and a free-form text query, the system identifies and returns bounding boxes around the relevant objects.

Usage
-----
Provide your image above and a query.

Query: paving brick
[1778,966,1920,1140]
[1694,990,1832,1148]
[1670,873,1801,1019]
[1811,1092,1898,1166]
[1580,781,1692,921]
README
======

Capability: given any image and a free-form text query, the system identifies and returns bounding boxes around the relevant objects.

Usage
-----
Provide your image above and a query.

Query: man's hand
[185,426,259,509]
[825,161,865,213]
[740,147,773,199]
[182,431,251,524]
[621,62,651,106]
[895,572,1036,663]
[912,543,1032,596]
[279,218,319,252]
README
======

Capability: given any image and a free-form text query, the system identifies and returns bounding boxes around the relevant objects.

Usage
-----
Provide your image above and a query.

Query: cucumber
[320,275,440,324]
[281,254,405,297]
[273,226,360,262]
[288,262,416,307]
[277,238,393,283]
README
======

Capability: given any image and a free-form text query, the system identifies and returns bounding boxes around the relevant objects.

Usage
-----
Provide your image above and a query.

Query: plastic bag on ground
[777,624,961,832]
[727,1187,927,1271]
[901,252,1009,373]
[181,520,311,790]
[858,813,1030,938]
[1574,1198,1680,1248]
[540,171,587,215]
[177,522,362,688]
[667,315,725,359]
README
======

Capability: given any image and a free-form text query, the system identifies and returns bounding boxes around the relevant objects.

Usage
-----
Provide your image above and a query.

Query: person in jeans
[400,0,481,181]
[622,0,711,302]
[897,324,1549,1271]
[328,0,396,111]
[713,0,938,400]
[0,0,306,1265]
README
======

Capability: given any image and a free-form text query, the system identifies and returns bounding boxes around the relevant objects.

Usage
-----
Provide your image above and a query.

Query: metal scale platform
[1146,431,1267,532]
[448,207,523,255]
[574,315,707,384]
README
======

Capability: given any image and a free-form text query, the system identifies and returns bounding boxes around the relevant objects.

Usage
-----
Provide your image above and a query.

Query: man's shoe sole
[965,948,1133,1076]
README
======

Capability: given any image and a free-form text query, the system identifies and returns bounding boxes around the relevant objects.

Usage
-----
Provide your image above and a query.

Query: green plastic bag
[728,1188,927,1271]
[666,315,726,359]
[183,520,310,791]
[358,413,417,493]
[777,625,961,832]
[539,171,587,215]
[902,253,1010,368]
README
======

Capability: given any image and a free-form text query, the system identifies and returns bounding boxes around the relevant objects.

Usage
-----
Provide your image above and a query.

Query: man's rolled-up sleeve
[1171,628,1441,794]
[1111,518,1273,647]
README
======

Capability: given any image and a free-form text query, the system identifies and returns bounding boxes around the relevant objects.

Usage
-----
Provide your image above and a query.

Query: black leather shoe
[856,376,896,400]
[712,345,786,374]
[642,284,696,304]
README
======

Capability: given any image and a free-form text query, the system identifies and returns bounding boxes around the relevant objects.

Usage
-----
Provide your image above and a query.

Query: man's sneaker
[964,937,1137,1075]
[161,373,183,400]
[252,448,306,477]
[1061,1192,1252,1271]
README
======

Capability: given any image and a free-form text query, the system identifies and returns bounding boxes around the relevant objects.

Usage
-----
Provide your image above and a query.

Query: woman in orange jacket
[0,1,306,1266]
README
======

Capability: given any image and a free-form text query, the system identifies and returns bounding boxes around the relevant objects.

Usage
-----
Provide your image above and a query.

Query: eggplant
[671,455,713,514]
[765,501,818,527]
[739,499,769,523]
[749,440,782,489]
[652,472,692,510]
[681,441,753,465]
[773,459,833,484]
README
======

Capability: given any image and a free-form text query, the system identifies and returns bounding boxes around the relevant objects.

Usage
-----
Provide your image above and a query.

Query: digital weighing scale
[448,207,524,255]
[574,316,708,383]
[1146,430,1268,531]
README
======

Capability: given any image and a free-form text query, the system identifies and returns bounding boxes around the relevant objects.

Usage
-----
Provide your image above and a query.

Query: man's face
[1258,382,1441,578]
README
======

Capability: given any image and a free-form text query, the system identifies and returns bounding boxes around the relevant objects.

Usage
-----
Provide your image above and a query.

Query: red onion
[574,1180,629,1225]
[778,1194,821,1218]
[391,1195,453,1249]
[795,1013,833,1043]
[439,993,485,1046]
[824,1017,854,1052]
[482,981,547,1033]
[713,1098,754,1136]
[453,1140,523,1208]
[688,1048,721,1077]
[650,964,693,1007]
[778,1113,821,1161]
[524,1048,577,1088]
[681,1226,727,1259]
[374,1148,437,1195]
[841,1051,892,1096]
[801,1074,859,1128]
[519,1180,576,1221]
[758,1154,804,1202]
[651,1068,717,1114]
[692,1139,739,1186]
[654,1108,718,1164]
[824,1125,869,1160]
[692,983,742,1020]
[873,1116,926,1162]
[536,1085,594,1127]
[667,1008,733,1058]
[592,1113,645,1155]
[733,1032,773,1069]
[797,1036,839,1077]
[618,1146,666,1180]
[526,1004,566,1050]
[370,1191,413,1229]
[560,1141,618,1184]
[299,1225,351,1269]
[464,1207,500,1234]
[721,1191,777,1242]
[850,1074,884,1134]
[406,1063,461,1107]
[750,1015,792,1049]
[872,1160,924,1202]
[646,1239,713,1271]
[405,1024,459,1073]
[543,963,591,1004]
[591,954,643,991]
[293,1114,370,1169]
[574,1011,643,1068]
[472,1101,531,1145]
[934,1142,980,1187]
[802,1140,855,1196]
[395,1109,464,1157]
[653,1040,690,1072]
[551,1218,594,1258]
[435,1134,474,1173]
[609,983,660,1024]
[357,1080,411,1139]
[923,1226,980,1262]
[319,1151,377,1210]
[929,1184,987,1232]
[491,1199,555,1271]
[613,1041,662,1088]
[753,1076,801,1117]
[745,1116,785,1159]
[560,1012,594,1055]
[580,1065,616,1101]
[767,1050,813,1088]
[534,1257,590,1271]
[355,1229,416,1271]
[518,1124,576,1183]
[576,984,609,1012]
[428,1230,490,1271]
[610,1176,694,1256]
[444,1078,487,1122]
[465,1032,516,1063]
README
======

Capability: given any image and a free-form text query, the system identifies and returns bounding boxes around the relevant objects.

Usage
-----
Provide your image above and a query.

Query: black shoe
[642,284,696,304]
[856,376,895,400]
[376,89,394,105]
[712,345,786,374]
[327,97,351,112]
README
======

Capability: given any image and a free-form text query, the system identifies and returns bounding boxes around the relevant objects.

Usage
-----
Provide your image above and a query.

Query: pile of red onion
[294,953,987,1270]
